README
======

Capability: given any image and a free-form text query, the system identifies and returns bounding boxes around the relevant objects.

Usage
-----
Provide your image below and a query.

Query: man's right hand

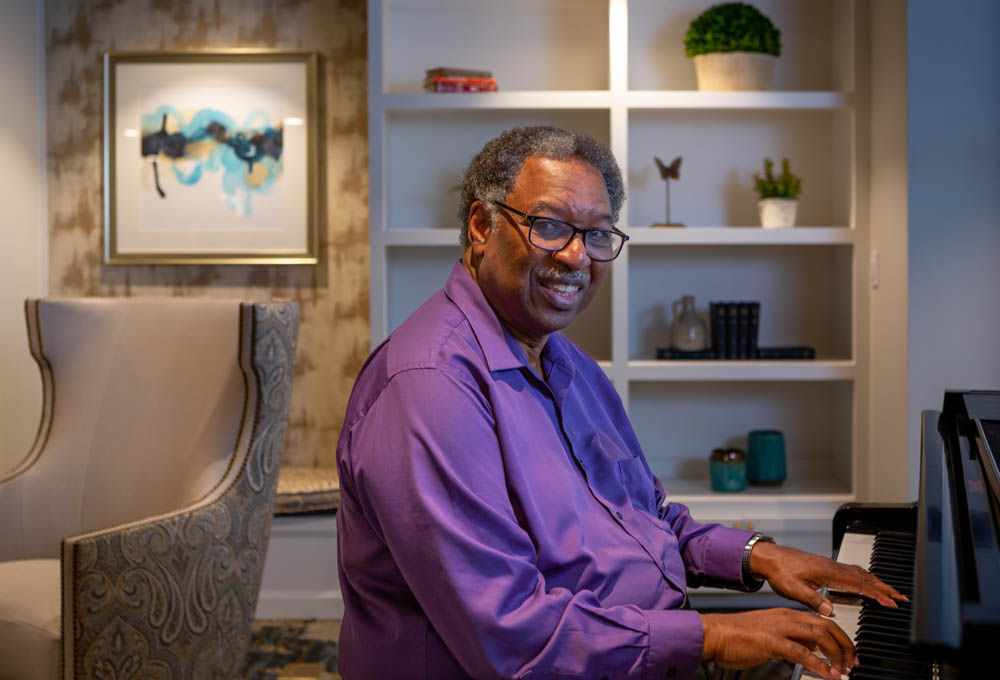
[700,608,855,679]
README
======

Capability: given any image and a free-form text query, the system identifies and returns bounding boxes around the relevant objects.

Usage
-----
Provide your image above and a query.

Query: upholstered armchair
[0,299,299,679]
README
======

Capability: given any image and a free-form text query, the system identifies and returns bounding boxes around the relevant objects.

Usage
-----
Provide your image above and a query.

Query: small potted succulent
[754,158,801,228]
[684,2,782,91]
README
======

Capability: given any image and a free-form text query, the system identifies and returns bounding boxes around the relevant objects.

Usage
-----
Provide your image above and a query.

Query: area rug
[243,619,341,679]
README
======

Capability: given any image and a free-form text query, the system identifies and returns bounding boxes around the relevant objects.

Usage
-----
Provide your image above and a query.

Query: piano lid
[913,391,1000,669]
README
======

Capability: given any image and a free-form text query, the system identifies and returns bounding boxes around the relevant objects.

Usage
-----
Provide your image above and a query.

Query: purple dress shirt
[337,262,757,680]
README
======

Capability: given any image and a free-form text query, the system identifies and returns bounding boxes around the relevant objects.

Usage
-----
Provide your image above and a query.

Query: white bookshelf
[368,0,871,552]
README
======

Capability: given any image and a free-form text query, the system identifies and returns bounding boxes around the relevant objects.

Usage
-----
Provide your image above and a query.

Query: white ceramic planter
[758,198,798,228]
[692,52,777,91]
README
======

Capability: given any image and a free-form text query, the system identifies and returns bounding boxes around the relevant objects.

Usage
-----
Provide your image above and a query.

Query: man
[337,126,903,679]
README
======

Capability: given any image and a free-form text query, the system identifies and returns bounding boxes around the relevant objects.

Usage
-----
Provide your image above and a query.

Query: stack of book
[656,301,816,360]
[711,301,760,360]
[423,67,498,93]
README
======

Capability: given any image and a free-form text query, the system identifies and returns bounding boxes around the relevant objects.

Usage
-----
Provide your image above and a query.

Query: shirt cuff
[704,526,758,590]
[646,608,703,680]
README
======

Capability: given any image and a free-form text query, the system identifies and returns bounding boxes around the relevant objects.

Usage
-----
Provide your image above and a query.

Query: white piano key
[835,531,875,569]
[801,532,875,678]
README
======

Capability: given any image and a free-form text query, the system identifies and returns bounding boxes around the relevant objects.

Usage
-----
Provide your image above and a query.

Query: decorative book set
[657,301,816,360]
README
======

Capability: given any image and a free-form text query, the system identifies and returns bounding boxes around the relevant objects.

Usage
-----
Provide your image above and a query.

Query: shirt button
[616,511,623,519]
[666,668,677,678]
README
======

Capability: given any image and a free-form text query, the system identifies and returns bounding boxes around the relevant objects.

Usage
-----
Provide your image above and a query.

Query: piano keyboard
[802,530,938,680]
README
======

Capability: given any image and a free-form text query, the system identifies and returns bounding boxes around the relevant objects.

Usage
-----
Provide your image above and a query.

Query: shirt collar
[444,261,580,386]
[444,260,526,372]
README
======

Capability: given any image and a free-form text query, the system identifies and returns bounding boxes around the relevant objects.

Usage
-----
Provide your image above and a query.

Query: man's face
[467,156,612,347]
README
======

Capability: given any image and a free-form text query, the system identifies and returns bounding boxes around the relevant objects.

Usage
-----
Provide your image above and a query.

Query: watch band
[741,532,775,590]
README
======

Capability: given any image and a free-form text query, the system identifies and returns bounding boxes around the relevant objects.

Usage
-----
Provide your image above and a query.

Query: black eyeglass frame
[489,200,629,262]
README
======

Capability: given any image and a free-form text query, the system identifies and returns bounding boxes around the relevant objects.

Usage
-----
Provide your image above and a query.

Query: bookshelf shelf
[626,226,855,246]
[625,90,852,110]
[379,228,462,247]
[378,91,852,112]
[380,91,614,111]
[663,475,852,503]
[625,360,856,382]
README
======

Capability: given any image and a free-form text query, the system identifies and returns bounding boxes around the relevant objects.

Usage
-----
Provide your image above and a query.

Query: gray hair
[457,126,625,247]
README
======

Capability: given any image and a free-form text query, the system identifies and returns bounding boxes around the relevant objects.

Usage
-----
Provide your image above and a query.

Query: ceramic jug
[670,295,708,351]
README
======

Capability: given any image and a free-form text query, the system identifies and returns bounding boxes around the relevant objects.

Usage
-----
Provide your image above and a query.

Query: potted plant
[754,158,801,228]
[684,2,782,91]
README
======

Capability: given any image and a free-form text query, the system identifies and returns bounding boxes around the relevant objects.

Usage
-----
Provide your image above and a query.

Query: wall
[907,0,1000,495]
[46,0,369,467]
[0,0,46,472]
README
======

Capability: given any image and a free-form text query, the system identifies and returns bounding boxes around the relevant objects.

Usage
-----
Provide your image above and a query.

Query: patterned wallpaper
[46,0,369,467]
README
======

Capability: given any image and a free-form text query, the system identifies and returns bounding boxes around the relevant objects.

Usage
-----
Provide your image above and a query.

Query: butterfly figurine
[652,155,684,227]
[654,155,682,181]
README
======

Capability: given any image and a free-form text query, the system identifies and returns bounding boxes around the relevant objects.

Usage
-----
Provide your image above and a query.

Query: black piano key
[851,670,915,679]
[854,652,932,673]
[856,637,911,653]
[860,606,911,619]
[856,622,910,638]
[855,635,910,654]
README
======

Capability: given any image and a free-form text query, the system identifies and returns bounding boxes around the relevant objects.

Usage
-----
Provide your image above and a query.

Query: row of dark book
[656,301,816,360]
[424,67,498,93]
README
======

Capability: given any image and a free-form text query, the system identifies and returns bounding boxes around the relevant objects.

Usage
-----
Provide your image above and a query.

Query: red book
[423,76,498,93]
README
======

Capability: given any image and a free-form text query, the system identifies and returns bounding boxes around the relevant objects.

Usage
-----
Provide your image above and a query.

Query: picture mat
[113,60,308,254]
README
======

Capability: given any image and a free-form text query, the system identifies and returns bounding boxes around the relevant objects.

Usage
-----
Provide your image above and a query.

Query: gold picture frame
[104,50,319,265]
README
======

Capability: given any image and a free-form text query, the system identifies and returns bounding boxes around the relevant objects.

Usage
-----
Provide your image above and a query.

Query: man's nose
[551,232,590,269]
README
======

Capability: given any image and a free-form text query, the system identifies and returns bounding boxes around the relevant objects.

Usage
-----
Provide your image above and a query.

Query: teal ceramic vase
[748,429,786,485]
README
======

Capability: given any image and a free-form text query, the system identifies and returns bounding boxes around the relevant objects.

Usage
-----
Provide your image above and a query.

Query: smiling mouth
[537,277,586,309]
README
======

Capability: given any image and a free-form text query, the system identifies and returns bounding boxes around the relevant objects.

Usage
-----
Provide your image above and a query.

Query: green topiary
[684,2,782,58]
[754,158,801,199]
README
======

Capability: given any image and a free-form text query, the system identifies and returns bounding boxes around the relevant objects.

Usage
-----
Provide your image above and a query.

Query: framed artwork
[104,50,319,264]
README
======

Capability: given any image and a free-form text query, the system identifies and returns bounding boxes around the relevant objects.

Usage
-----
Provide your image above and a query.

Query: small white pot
[758,198,798,228]
[692,52,777,91]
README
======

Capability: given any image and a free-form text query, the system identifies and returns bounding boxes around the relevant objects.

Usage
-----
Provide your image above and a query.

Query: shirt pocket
[616,456,656,515]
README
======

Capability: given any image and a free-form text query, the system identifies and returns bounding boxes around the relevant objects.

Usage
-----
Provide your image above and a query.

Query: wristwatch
[741,532,775,591]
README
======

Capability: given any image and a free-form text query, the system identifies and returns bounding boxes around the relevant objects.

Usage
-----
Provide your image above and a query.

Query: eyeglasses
[490,200,628,262]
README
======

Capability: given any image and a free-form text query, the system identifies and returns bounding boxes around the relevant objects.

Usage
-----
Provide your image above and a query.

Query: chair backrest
[1,298,286,559]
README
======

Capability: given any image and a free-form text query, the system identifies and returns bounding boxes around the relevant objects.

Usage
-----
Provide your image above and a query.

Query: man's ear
[467,200,492,252]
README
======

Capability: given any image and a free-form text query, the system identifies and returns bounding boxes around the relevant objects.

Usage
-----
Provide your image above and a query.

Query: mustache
[536,267,589,286]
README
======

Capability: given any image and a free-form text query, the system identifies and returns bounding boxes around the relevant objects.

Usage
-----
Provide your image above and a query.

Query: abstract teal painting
[140,106,284,217]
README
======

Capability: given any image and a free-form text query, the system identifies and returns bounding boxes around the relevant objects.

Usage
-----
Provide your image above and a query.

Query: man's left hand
[749,542,908,615]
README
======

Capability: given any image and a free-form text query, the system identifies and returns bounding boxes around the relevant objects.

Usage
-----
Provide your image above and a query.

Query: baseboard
[256,512,342,620]
[255,588,345,619]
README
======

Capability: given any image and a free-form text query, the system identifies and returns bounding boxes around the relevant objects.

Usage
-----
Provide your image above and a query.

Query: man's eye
[588,230,612,245]
[532,220,568,239]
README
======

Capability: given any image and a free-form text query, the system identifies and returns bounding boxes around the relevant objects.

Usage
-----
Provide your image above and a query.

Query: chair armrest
[61,490,276,677]
[59,301,298,679]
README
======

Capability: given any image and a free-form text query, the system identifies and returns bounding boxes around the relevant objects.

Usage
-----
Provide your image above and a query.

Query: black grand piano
[795,390,1000,679]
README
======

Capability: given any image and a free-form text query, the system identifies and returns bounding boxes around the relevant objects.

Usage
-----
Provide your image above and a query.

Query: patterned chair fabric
[0,299,299,679]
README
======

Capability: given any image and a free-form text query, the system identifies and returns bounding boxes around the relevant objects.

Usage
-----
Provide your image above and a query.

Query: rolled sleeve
[646,609,704,680]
